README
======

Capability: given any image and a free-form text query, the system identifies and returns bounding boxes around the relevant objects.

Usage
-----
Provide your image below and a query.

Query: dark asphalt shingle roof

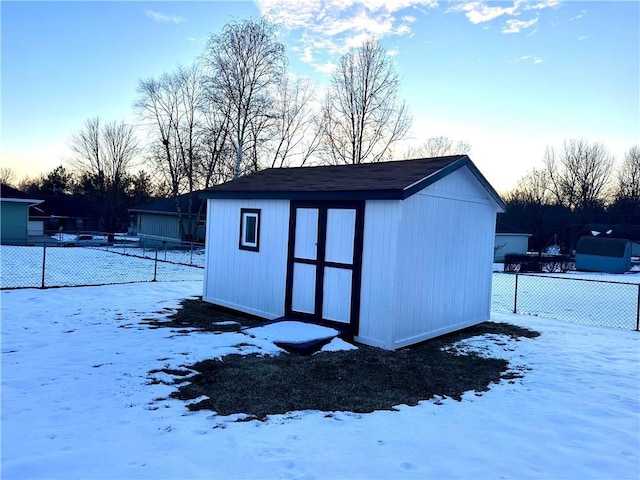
[0,184,42,202]
[129,192,206,215]
[30,194,97,218]
[200,155,505,208]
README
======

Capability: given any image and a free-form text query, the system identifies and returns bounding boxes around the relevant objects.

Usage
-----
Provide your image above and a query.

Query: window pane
[244,215,256,244]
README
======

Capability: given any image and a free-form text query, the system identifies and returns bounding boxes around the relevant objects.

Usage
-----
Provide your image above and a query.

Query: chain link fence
[1,244,204,289]
[4,243,639,332]
[102,240,206,268]
[492,272,640,331]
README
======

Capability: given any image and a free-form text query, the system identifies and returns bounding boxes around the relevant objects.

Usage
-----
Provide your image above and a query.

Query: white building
[201,156,506,350]
[494,229,531,262]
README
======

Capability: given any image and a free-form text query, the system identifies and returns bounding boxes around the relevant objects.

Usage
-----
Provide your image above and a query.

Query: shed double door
[285,201,364,330]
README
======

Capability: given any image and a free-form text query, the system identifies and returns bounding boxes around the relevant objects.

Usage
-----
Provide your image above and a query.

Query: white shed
[201,156,506,350]
[494,228,531,262]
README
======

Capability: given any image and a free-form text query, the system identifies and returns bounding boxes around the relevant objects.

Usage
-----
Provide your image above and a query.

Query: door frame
[284,200,365,333]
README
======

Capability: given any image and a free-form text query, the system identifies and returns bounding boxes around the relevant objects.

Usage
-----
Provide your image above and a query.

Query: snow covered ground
[2,281,638,479]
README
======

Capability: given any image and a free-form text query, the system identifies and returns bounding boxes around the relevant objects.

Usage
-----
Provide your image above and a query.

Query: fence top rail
[495,271,640,287]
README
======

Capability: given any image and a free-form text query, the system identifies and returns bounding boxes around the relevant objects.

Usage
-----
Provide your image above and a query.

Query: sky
[1,0,638,193]
[1,277,639,478]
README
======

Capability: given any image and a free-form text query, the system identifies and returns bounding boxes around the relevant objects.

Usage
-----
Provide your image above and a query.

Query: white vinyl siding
[137,213,180,241]
[392,191,495,348]
[357,166,500,350]
[203,199,289,319]
[494,234,530,261]
[356,200,402,348]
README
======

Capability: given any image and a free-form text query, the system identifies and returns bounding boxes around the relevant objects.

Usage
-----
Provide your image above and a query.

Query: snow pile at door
[247,321,357,352]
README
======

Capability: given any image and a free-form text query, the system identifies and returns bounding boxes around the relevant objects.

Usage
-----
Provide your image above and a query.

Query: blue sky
[1,0,638,193]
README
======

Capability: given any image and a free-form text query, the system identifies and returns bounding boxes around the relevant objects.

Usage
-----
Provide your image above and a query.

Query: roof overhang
[199,189,405,201]
[495,232,533,237]
[128,209,181,216]
[1,197,43,206]
[200,156,507,211]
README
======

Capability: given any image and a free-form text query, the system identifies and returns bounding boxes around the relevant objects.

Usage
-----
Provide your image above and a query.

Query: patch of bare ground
[154,302,539,420]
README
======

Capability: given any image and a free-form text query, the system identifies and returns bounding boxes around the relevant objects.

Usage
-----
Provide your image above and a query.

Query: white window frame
[239,208,260,252]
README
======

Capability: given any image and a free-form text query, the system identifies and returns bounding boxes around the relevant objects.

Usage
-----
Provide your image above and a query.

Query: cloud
[511,55,543,64]
[524,0,560,11]
[256,0,438,72]
[145,10,185,24]
[502,16,538,34]
[448,0,559,33]
[570,10,587,21]
[448,1,519,24]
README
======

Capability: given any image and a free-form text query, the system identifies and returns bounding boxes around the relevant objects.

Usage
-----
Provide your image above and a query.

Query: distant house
[1,185,43,244]
[494,225,531,262]
[129,193,206,246]
[575,236,632,274]
[200,155,506,350]
[29,195,102,234]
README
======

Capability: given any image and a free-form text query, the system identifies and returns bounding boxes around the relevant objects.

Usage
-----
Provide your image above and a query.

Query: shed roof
[200,156,506,209]
[576,236,631,258]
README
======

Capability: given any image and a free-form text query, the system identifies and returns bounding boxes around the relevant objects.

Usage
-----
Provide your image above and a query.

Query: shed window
[239,208,260,252]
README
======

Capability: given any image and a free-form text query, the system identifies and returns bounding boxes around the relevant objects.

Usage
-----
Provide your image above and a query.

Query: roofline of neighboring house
[128,209,182,216]
[199,157,507,211]
[495,232,533,237]
[1,197,43,205]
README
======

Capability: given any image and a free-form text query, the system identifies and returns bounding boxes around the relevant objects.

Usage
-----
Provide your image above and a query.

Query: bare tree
[507,168,553,206]
[68,117,138,231]
[199,86,233,186]
[319,39,411,165]
[616,145,640,200]
[264,76,322,169]
[136,64,211,239]
[544,139,614,211]
[405,136,471,159]
[69,117,103,190]
[203,18,287,178]
[136,73,183,197]
[0,167,16,186]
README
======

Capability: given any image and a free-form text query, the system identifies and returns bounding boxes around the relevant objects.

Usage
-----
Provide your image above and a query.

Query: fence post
[190,242,193,265]
[41,244,47,288]
[513,273,519,314]
[636,284,640,332]
[153,248,158,282]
